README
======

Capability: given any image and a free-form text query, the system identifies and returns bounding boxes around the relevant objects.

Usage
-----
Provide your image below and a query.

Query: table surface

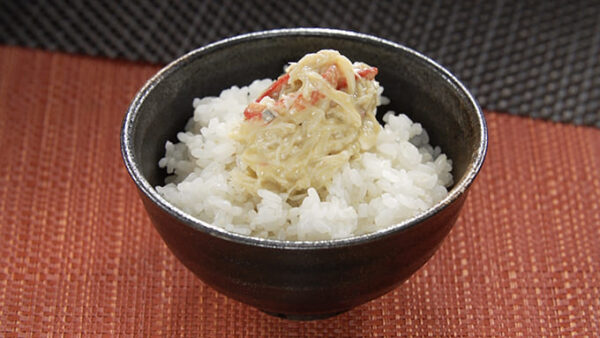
[1,2,600,336]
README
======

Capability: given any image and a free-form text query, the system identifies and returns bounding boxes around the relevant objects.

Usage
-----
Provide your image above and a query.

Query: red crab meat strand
[292,94,306,111]
[255,73,290,102]
[356,67,378,80]
[243,102,266,120]
[321,64,348,90]
[310,91,325,104]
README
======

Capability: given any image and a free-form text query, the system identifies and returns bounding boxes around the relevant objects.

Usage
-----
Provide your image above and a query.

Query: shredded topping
[231,50,381,204]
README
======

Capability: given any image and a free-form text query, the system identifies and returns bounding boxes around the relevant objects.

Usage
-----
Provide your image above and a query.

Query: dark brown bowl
[121,28,487,320]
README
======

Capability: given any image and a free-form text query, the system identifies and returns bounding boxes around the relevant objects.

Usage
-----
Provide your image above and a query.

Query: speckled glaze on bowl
[121,28,487,320]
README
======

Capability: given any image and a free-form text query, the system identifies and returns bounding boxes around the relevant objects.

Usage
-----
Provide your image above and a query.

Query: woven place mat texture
[1,46,599,335]
[1,0,600,128]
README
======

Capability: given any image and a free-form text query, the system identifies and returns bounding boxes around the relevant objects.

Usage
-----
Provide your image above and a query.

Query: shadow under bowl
[121,28,487,320]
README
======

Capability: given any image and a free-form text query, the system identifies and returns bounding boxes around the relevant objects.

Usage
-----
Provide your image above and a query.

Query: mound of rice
[156,79,453,241]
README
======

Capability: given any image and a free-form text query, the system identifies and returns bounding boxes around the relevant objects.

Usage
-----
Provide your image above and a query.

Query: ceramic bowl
[121,28,487,320]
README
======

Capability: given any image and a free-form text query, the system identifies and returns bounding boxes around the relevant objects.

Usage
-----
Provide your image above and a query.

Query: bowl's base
[261,309,348,321]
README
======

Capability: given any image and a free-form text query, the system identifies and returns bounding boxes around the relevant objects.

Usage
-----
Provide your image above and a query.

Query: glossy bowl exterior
[121,28,487,319]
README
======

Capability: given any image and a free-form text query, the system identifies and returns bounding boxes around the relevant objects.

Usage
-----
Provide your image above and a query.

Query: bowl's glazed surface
[121,28,487,319]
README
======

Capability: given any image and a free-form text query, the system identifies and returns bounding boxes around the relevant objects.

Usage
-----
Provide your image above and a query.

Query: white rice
[156,79,453,241]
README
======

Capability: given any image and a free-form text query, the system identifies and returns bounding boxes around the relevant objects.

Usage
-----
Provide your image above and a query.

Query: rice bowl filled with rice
[156,50,453,241]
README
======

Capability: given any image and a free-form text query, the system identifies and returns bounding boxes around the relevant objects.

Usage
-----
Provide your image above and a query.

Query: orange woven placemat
[0,46,598,336]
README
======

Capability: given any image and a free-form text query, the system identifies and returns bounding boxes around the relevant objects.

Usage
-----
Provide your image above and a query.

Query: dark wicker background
[1,0,599,127]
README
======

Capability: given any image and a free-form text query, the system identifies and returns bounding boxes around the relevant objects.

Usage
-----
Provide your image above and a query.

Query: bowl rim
[121,27,488,250]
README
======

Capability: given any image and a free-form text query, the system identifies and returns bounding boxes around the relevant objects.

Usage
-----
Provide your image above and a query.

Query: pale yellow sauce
[231,50,381,204]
